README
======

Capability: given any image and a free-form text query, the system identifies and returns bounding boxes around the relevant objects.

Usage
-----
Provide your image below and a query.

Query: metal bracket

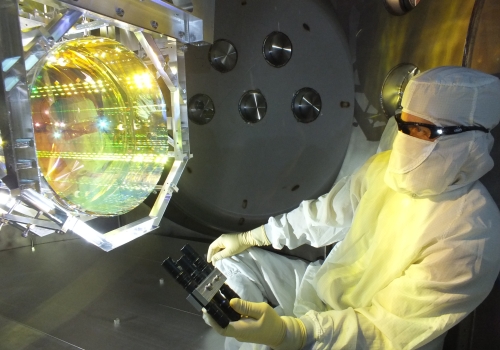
[191,268,227,305]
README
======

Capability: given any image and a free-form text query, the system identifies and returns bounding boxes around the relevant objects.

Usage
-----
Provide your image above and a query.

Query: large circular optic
[188,94,215,125]
[29,37,169,216]
[380,63,420,117]
[238,90,267,124]
[208,39,238,73]
[291,88,322,123]
[262,31,292,68]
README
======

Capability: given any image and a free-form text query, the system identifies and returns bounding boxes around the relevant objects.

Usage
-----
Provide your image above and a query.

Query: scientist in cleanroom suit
[203,66,500,350]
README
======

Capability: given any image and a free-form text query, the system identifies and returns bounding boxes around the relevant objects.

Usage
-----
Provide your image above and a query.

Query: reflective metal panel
[0,0,41,191]
[30,37,169,215]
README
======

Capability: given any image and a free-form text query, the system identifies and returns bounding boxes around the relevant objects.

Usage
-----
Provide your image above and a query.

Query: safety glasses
[394,114,489,139]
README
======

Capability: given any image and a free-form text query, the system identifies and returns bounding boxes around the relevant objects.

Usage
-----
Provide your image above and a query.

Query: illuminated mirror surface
[30,37,169,215]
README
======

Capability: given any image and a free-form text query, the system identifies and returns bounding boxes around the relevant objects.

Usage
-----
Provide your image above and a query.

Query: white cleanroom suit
[206,67,500,350]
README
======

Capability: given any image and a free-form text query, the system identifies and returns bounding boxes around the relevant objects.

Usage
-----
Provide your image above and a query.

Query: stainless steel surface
[462,0,486,67]
[32,0,210,44]
[0,0,41,192]
[134,32,190,228]
[45,9,82,42]
[190,0,215,45]
[238,90,267,124]
[24,11,83,72]
[0,0,205,249]
[208,39,238,73]
[1,214,60,230]
[380,63,419,117]
[0,235,225,349]
[291,87,322,123]
[468,0,500,74]
[170,0,354,234]
[192,268,227,305]
[188,94,215,125]
[348,0,475,140]
[262,31,292,68]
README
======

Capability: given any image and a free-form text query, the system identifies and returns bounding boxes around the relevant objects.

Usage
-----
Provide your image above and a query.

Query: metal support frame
[32,0,213,44]
[0,0,41,191]
[0,0,211,251]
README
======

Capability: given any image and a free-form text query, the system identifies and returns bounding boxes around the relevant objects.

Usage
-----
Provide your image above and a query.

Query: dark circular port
[291,88,322,123]
[188,94,215,125]
[380,63,420,117]
[208,39,238,73]
[238,90,267,124]
[384,0,421,16]
[262,31,292,68]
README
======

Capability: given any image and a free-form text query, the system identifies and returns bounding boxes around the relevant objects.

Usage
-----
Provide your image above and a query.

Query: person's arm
[264,162,369,250]
[298,225,500,349]
[205,222,500,349]
[207,158,373,263]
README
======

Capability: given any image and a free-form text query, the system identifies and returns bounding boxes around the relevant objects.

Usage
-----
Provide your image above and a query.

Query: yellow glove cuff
[274,316,306,350]
[243,226,271,246]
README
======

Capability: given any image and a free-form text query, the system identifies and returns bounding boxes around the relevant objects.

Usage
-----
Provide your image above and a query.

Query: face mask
[386,132,437,174]
[385,132,464,197]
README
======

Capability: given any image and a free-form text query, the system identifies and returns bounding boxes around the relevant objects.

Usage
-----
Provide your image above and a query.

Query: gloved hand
[203,298,306,350]
[207,226,271,263]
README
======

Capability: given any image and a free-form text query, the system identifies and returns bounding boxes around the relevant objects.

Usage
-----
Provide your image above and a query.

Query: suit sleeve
[264,162,369,250]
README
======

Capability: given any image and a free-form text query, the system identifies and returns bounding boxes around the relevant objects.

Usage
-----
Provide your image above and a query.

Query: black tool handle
[162,257,231,328]
[220,283,240,300]
[204,299,231,328]
[213,292,241,321]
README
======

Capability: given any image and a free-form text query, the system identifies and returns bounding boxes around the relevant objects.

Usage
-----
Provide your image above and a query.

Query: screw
[115,7,125,17]
[151,20,158,29]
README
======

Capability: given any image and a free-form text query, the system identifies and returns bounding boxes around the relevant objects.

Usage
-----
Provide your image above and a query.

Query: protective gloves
[207,226,271,264]
[203,298,306,350]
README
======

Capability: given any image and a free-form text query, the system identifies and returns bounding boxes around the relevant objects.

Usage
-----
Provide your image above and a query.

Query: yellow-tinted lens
[30,37,169,215]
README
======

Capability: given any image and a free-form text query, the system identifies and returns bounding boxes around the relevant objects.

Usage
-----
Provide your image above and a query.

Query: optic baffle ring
[380,63,420,117]
[262,31,292,68]
[208,39,238,73]
[188,94,215,125]
[291,88,322,123]
[238,90,267,124]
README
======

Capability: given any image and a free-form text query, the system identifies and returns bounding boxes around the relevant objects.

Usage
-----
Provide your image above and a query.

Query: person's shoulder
[439,181,500,240]
[358,150,391,177]
[463,181,500,218]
